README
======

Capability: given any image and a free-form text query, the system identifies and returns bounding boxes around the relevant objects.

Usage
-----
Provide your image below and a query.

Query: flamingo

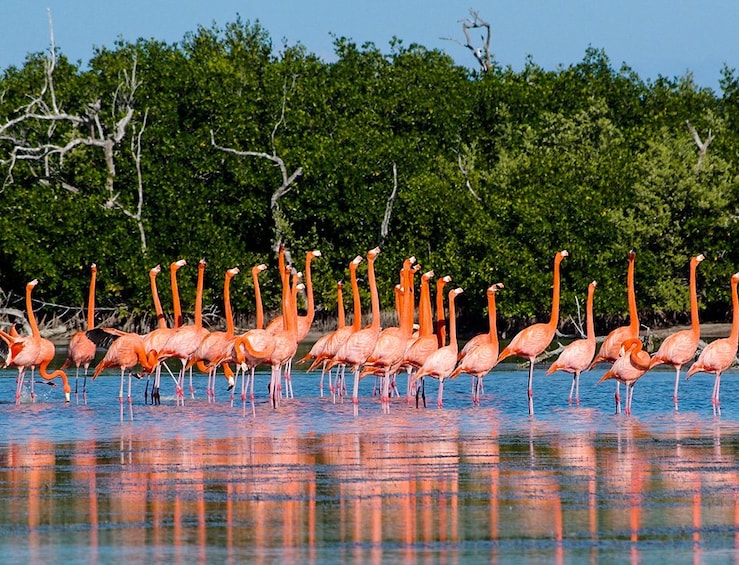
[233,263,275,403]
[546,280,598,405]
[597,338,651,415]
[157,259,209,405]
[0,280,71,404]
[403,273,451,404]
[325,247,381,406]
[299,280,345,396]
[458,281,504,362]
[266,249,322,341]
[144,259,186,404]
[61,263,98,402]
[497,250,569,415]
[410,287,464,408]
[648,254,705,409]
[189,267,240,402]
[266,266,302,408]
[307,255,363,401]
[685,271,739,415]
[451,283,503,405]
[589,250,639,414]
[452,283,503,403]
[90,327,159,410]
[362,258,416,405]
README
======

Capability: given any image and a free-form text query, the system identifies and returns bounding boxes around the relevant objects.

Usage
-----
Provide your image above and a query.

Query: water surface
[0,363,737,563]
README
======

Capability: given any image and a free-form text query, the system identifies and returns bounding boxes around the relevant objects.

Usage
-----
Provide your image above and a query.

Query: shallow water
[0,360,737,563]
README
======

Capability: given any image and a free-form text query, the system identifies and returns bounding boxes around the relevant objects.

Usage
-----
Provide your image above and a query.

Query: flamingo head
[150,265,162,276]
[423,270,434,280]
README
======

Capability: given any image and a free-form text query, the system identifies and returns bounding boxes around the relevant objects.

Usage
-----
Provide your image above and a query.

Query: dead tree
[210,76,303,253]
[0,10,150,255]
[443,9,493,73]
[686,120,715,170]
[380,162,398,244]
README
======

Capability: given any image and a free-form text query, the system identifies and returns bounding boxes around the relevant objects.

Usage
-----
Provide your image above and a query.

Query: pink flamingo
[362,258,416,406]
[497,250,569,415]
[589,250,639,414]
[1,280,71,403]
[458,282,504,362]
[62,263,98,402]
[325,247,381,406]
[451,283,503,405]
[233,264,275,402]
[144,259,186,404]
[686,271,739,415]
[266,249,322,341]
[546,280,597,405]
[91,328,159,410]
[308,255,363,402]
[266,266,302,408]
[410,287,464,408]
[597,338,651,415]
[157,259,209,405]
[299,280,345,397]
[403,273,451,404]
[648,254,704,408]
[190,267,240,402]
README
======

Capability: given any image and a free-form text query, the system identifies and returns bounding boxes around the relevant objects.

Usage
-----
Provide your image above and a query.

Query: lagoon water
[0,359,737,563]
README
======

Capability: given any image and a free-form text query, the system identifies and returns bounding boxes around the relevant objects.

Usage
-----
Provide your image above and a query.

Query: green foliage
[1,19,738,335]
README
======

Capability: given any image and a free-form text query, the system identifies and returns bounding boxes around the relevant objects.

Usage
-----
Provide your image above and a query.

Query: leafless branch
[443,9,493,72]
[380,162,398,242]
[457,148,480,201]
[209,75,303,248]
[686,120,715,170]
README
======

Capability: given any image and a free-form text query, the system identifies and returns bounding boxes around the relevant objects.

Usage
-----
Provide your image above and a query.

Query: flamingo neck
[337,283,345,328]
[586,284,595,342]
[368,255,381,330]
[419,276,433,337]
[171,265,183,328]
[150,271,168,329]
[436,280,448,347]
[350,263,362,332]
[488,292,499,350]
[194,263,205,328]
[86,267,97,330]
[401,270,415,337]
[689,259,700,337]
[304,253,315,325]
[26,284,39,338]
[253,269,265,330]
[448,292,458,351]
[548,256,563,331]
[224,273,234,337]
[730,279,739,348]
[627,256,639,334]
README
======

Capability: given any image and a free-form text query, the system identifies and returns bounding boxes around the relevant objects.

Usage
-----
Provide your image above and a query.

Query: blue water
[0,359,737,563]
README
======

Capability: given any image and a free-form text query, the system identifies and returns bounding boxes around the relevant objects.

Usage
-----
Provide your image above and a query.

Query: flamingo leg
[82,366,89,404]
[437,378,445,408]
[615,381,621,415]
[527,360,535,416]
[673,366,681,409]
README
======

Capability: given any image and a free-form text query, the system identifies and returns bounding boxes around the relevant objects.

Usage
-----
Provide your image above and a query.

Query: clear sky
[1,1,737,92]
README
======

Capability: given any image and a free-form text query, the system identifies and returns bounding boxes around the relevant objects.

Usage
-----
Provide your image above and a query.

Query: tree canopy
[1,18,737,337]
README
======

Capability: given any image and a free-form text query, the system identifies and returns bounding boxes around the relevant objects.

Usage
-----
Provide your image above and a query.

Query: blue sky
[1,1,737,92]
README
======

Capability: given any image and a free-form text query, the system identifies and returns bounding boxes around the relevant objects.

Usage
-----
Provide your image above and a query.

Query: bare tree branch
[686,120,715,170]
[380,162,399,242]
[210,75,303,249]
[442,9,493,72]
[457,147,481,201]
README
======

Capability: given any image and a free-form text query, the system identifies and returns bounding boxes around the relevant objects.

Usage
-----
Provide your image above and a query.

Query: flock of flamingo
[0,245,736,416]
